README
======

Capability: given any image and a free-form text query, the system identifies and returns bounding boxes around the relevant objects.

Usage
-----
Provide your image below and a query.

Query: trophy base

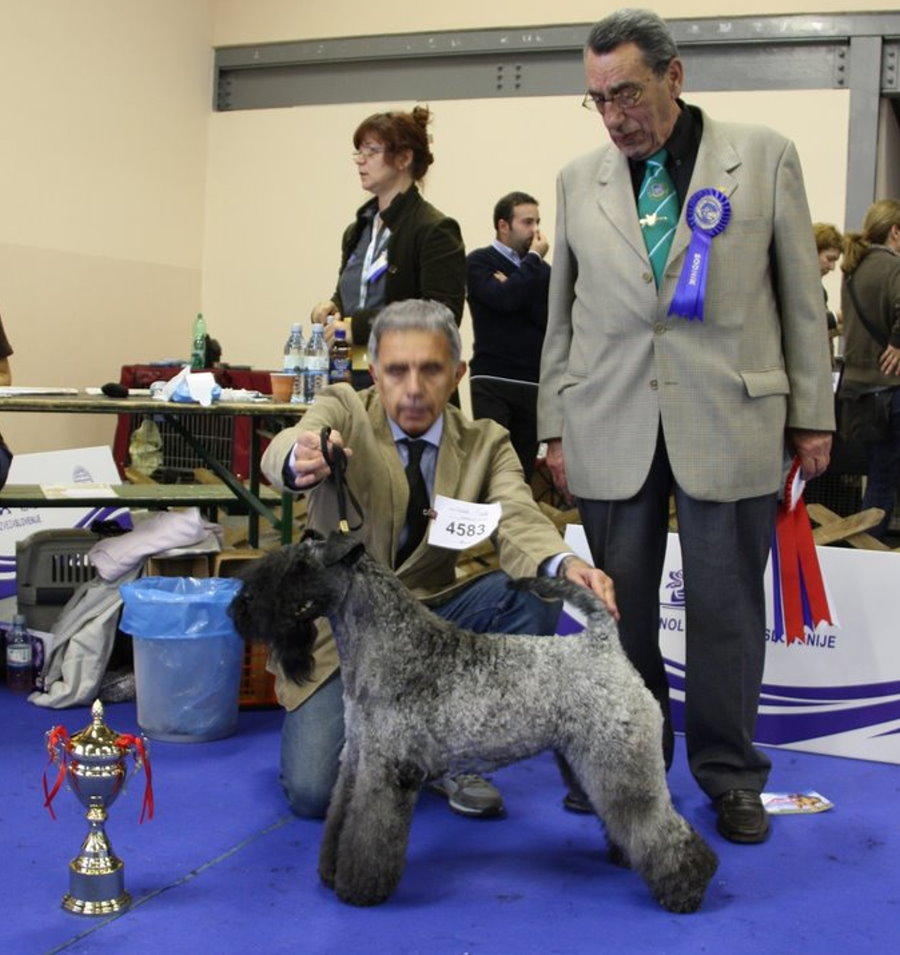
[61,891,132,916]
[63,857,130,916]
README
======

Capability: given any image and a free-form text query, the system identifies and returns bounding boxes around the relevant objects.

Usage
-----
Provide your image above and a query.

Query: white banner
[0,447,130,605]
[565,526,900,766]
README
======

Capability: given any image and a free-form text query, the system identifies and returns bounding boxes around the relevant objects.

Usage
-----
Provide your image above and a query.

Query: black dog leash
[320,426,364,534]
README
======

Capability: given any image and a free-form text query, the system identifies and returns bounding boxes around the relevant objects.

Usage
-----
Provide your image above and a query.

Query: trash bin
[119,577,244,742]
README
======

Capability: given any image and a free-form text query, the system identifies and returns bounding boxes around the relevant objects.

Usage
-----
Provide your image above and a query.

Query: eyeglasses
[351,145,385,160]
[582,84,645,114]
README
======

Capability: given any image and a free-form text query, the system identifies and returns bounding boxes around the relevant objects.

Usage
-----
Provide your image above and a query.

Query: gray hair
[368,299,462,366]
[585,8,679,76]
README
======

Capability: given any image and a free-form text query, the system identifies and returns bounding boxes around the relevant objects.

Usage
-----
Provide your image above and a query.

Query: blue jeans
[279,570,561,818]
[861,388,900,539]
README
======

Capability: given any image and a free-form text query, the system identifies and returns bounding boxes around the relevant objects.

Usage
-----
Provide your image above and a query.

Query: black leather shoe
[714,789,770,844]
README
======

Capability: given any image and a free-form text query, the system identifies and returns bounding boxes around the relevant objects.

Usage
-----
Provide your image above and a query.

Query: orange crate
[213,550,278,708]
[240,641,278,708]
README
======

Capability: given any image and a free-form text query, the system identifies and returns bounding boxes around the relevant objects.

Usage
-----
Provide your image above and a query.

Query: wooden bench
[807,503,894,550]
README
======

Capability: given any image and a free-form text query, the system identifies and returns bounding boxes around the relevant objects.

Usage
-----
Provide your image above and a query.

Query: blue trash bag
[119,577,243,639]
[119,577,245,743]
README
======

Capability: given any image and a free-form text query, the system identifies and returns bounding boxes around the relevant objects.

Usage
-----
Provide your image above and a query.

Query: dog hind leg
[565,733,718,913]
[595,782,718,913]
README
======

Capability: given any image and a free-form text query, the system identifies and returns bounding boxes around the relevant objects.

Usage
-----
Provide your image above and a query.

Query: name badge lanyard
[359,214,391,308]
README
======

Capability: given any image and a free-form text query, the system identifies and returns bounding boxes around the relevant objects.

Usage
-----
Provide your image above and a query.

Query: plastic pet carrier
[15,529,100,631]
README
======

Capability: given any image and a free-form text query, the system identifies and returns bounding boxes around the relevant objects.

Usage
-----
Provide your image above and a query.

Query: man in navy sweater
[466,191,551,481]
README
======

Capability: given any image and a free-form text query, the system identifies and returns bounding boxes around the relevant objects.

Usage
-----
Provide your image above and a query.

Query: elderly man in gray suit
[538,9,834,844]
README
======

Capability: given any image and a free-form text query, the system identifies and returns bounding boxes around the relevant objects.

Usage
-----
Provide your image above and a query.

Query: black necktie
[396,439,429,566]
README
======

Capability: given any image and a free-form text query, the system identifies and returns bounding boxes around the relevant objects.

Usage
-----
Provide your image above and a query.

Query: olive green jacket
[841,246,900,388]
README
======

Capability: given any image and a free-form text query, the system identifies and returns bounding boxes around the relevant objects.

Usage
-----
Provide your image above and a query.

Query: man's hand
[787,428,832,481]
[290,429,352,489]
[879,343,900,376]
[559,556,619,621]
[530,229,549,258]
[311,300,340,324]
[324,317,351,348]
[545,438,573,504]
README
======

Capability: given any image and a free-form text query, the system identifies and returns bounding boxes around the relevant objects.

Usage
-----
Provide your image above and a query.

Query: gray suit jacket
[538,109,835,502]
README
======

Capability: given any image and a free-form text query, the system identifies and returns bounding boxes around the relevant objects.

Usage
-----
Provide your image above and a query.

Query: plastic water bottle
[303,323,329,403]
[283,323,306,400]
[5,614,33,694]
[190,312,207,370]
[283,323,305,373]
[329,328,352,384]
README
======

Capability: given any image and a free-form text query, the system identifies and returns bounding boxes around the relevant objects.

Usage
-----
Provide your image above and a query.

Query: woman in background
[813,221,843,364]
[840,199,900,538]
[311,106,465,389]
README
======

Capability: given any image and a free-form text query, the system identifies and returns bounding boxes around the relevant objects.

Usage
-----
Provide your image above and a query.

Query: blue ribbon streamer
[770,526,785,644]
[668,188,731,322]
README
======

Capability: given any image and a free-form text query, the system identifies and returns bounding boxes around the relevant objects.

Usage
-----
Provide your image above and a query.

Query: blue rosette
[667,188,731,321]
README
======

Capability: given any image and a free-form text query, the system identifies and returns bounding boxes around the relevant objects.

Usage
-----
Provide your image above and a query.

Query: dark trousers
[577,428,776,798]
[470,377,539,481]
[861,387,900,539]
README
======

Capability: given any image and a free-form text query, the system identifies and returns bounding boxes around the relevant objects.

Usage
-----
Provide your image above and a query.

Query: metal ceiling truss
[214,13,900,227]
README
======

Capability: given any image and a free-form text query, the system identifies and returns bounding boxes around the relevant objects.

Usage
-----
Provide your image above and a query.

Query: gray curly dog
[229,531,718,912]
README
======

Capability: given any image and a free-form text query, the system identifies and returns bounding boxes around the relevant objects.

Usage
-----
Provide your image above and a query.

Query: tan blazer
[538,109,835,503]
[262,384,569,708]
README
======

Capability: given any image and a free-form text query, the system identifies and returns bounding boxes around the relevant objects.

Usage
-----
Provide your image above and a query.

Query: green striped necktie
[638,148,678,287]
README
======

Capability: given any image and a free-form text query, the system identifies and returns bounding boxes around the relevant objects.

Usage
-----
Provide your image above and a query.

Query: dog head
[228,530,366,683]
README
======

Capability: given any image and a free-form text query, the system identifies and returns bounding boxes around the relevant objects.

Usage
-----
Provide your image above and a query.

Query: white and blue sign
[563,526,900,766]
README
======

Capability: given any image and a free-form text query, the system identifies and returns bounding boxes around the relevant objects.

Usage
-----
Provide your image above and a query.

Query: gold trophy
[44,700,153,916]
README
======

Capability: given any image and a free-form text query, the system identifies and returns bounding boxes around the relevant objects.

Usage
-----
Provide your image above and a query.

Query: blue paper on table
[170,377,222,404]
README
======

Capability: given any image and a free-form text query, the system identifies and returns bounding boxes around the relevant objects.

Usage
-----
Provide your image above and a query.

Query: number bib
[428,495,501,550]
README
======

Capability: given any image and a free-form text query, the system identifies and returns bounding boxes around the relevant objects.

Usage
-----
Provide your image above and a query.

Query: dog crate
[16,529,100,631]
[112,364,278,482]
[120,411,236,483]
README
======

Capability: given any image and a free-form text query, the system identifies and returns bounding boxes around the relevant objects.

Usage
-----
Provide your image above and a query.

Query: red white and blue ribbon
[668,188,731,322]
[770,457,835,645]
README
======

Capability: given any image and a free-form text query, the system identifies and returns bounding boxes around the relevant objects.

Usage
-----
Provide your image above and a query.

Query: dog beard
[229,585,317,685]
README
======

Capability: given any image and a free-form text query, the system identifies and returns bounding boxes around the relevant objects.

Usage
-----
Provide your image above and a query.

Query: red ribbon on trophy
[116,733,154,824]
[771,457,834,644]
[42,725,72,819]
[43,722,154,823]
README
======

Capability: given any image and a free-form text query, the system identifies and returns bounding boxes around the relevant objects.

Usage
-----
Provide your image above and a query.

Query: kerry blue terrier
[229,531,718,913]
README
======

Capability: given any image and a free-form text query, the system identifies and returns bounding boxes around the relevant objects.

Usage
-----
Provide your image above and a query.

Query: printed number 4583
[444,521,486,537]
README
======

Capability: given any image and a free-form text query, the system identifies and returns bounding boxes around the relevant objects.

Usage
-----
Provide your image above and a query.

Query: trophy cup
[44,700,153,916]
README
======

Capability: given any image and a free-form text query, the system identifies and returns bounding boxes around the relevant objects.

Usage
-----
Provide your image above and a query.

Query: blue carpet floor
[3,688,898,955]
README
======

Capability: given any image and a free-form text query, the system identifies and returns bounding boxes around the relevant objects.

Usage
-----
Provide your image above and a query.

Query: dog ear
[322,531,366,567]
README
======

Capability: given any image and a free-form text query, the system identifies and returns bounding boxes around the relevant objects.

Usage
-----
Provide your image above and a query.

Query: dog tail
[512,577,611,637]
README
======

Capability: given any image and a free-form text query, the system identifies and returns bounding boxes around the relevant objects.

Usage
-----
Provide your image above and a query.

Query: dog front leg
[319,750,356,890]
[332,760,419,906]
